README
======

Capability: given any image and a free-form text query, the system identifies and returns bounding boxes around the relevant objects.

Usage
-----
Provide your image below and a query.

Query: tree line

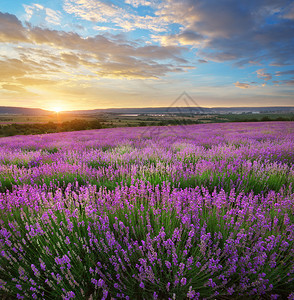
[0,119,102,137]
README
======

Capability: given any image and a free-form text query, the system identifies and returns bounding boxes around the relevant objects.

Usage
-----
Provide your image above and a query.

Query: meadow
[1,112,293,137]
[0,121,293,299]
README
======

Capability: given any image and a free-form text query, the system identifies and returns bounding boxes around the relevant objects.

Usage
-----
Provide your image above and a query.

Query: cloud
[0,11,191,84]
[234,82,252,89]
[153,30,204,46]
[63,0,168,32]
[0,12,28,42]
[93,25,121,31]
[23,4,43,20]
[284,79,294,85]
[125,0,153,8]
[45,8,62,25]
[121,15,169,32]
[1,84,27,93]
[23,4,62,25]
[201,51,237,62]
[22,26,187,66]
[153,0,294,67]
[1,2,293,109]
[0,58,29,79]
[58,0,294,69]
[0,54,63,101]
[282,2,294,20]
[256,69,272,81]
[275,70,294,76]
[17,77,58,86]
[272,77,294,86]
[63,0,118,23]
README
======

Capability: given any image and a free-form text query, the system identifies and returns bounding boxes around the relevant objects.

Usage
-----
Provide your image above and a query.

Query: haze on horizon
[0,0,294,111]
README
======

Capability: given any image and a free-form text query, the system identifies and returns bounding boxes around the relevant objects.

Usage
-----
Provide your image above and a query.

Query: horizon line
[1,105,294,113]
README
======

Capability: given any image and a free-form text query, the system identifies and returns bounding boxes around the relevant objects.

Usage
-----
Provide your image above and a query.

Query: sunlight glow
[52,107,62,113]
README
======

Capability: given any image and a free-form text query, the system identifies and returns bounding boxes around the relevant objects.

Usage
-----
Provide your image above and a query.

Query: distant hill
[0,105,294,116]
[0,106,50,115]
[69,106,294,115]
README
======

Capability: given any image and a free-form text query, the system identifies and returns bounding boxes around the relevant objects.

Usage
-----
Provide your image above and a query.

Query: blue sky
[0,0,293,111]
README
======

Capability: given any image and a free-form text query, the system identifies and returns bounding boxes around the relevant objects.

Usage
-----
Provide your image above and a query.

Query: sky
[0,0,294,111]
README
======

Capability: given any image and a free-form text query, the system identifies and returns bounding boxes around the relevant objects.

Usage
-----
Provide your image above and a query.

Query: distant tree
[261,116,271,121]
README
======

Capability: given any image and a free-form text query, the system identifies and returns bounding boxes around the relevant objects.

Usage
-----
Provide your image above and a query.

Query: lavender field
[0,122,294,299]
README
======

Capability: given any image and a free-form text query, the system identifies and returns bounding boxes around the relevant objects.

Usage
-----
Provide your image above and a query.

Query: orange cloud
[256,69,272,81]
[234,82,251,89]
[0,12,190,82]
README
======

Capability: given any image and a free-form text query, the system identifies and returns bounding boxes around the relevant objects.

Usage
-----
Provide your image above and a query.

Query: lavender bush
[0,122,293,299]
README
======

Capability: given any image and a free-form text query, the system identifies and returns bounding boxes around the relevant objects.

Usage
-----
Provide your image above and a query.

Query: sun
[52,107,62,113]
